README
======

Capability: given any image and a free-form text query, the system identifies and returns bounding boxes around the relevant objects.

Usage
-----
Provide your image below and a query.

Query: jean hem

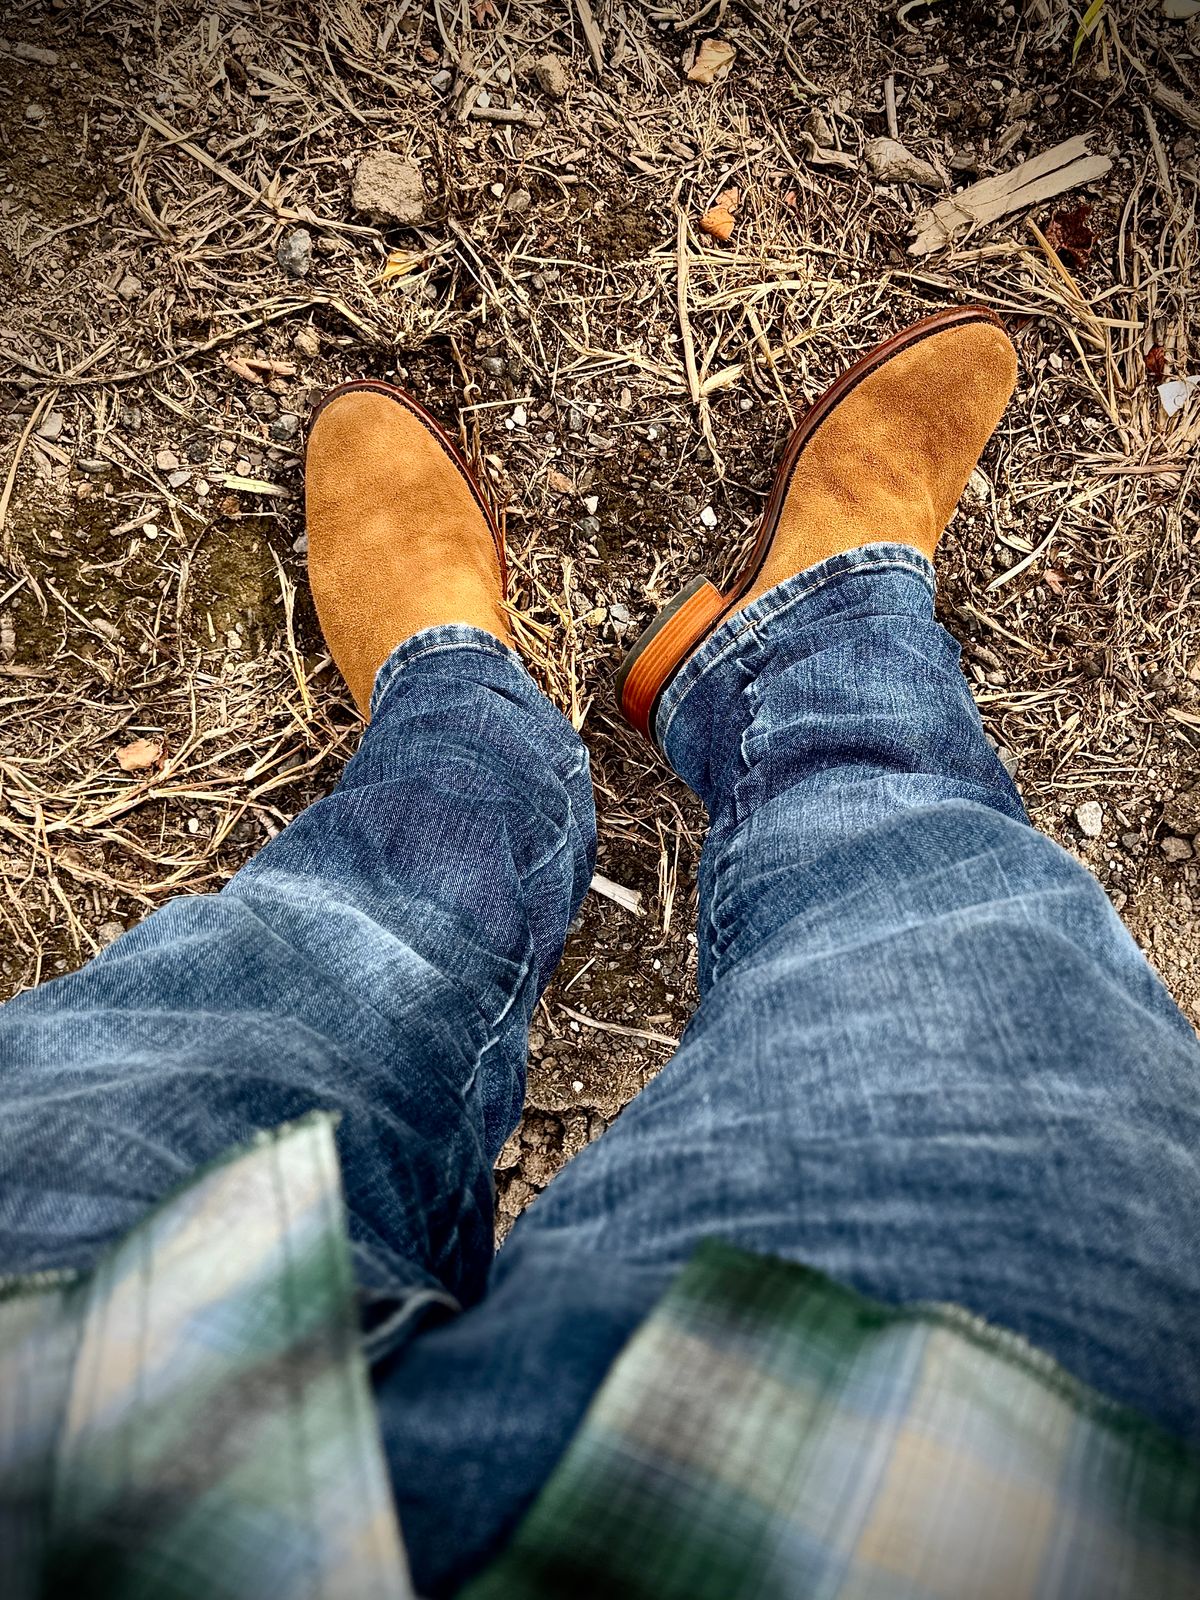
[656,543,935,759]
[370,625,531,718]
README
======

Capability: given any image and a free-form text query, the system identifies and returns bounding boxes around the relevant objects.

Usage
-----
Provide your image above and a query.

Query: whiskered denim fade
[1,545,1196,1595]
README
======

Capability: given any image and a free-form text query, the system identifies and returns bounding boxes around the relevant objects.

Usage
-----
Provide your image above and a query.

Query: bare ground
[0,0,1197,1233]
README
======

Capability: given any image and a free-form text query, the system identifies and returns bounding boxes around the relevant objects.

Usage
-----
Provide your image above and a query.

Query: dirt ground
[1,0,1197,1234]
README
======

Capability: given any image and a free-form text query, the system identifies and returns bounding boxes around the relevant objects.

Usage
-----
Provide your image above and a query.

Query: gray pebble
[1120,831,1142,851]
[76,457,111,475]
[97,920,125,947]
[481,355,506,376]
[25,103,46,124]
[293,532,309,555]
[36,411,65,442]
[277,229,313,280]
[579,516,601,537]
[1160,835,1193,863]
[270,412,301,442]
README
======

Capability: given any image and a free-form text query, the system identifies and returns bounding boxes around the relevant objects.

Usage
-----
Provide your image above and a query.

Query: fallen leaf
[116,737,163,773]
[1043,567,1069,596]
[782,189,799,209]
[471,0,498,22]
[1145,345,1167,381]
[378,249,425,285]
[1043,201,1094,270]
[243,357,297,378]
[699,186,740,242]
[686,38,735,85]
[225,357,263,385]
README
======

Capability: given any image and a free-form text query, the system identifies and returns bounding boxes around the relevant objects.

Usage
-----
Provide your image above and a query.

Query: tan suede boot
[305,382,510,715]
[615,307,1017,745]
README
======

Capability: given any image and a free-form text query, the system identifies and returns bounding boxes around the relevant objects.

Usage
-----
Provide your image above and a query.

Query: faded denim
[0,545,1196,1595]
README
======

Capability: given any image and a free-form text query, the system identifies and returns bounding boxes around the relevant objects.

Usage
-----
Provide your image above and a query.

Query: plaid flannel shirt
[3,1116,1197,1599]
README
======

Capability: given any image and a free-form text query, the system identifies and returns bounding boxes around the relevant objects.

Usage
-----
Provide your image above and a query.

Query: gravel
[277,229,313,280]
[1075,800,1103,839]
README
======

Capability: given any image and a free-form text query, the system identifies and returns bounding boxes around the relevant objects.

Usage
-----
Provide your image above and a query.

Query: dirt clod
[351,151,428,226]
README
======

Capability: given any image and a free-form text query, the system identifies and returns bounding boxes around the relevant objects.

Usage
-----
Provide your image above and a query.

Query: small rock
[167,469,191,488]
[506,187,532,215]
[533,52,570,99]
[583,494,599,515]
[117,273,143,303]
[155,447,181,471]
[965,467,990,503]
[25,103,46,124]
[1160,835,1193,862]
[1120,831,1142,852]
[804,108,835,147]
[36,411,65,442]
[863,136,942,190]
[351,151,428,227]
[186,438,209,463]
[270,412,301,442]
[579,515,601,537]
[76,457,111,475]
[97,920,126,947]
[1075,800,1103,839]
[490,182,505,200]
[119,402,142,430]
[508,403,527,428]
[430,69,452,91]
[1163,782,1200,840]
[293,532,309,555]
[277,229,312,279]
[481,354,505,375]
[293,325,321,358]
[699,505,718,528]
[996,747,1020,779]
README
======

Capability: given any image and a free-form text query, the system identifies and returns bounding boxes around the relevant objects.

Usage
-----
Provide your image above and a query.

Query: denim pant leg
[382,547,1200,1597]
[0,626,595,1316]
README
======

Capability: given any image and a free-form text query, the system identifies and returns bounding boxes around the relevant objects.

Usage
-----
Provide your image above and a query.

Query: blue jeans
[1,546,1197,1594]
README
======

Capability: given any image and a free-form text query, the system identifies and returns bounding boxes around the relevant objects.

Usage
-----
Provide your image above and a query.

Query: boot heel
[614,577,728,745]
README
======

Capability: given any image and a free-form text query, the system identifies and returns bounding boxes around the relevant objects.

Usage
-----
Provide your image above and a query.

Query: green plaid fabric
[0,1114,412,1600]
[4,1130,1199,1599]
[466,1240,1200,1600]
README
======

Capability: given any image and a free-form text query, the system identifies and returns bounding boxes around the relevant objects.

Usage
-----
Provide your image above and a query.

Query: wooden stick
[574,0,606,74]
[676,210,701,405]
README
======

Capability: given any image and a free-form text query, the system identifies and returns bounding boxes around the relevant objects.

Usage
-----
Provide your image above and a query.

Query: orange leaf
[699,205,736,242]
[116,738,163,772]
